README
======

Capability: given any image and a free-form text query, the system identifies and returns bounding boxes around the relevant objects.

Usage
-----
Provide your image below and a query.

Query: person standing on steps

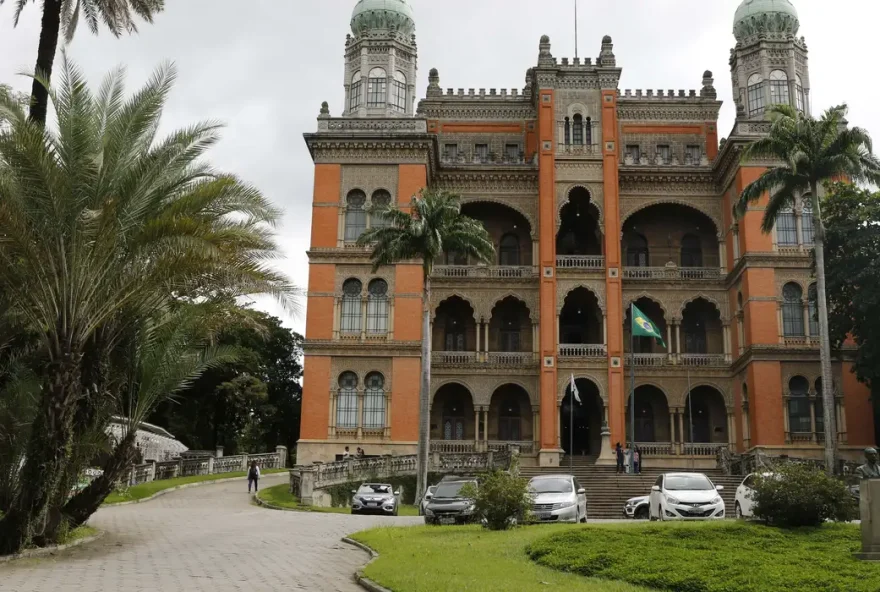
[247,460,261,493]
[633,446,641,475]
[615,442,625,474]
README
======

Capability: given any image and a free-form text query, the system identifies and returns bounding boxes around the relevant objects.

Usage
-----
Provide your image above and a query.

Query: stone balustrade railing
[559,344,607,358]
[634,442,673,456]
[126,447,287,487]
[682,442,728,457]
[679,354,727,367]
[431,265,536,279]
[625,353,668,367]
[556,255,605,270]
[622,267,722,281]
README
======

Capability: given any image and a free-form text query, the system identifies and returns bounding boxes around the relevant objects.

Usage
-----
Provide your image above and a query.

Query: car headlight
[461,504,476,515]
[424,507,434,517]
[665,495,681,505]
[711,496,722,504]
[552,501,577,510]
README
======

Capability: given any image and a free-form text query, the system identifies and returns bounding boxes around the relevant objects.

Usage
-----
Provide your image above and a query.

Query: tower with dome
[296,0,874,478]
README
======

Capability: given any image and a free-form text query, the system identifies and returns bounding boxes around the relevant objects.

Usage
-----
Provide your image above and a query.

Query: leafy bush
[462,464,531,531]
[751,462,857,527]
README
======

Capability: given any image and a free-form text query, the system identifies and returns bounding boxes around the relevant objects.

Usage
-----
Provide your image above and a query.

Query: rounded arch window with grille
[776,205,797,246]
[370,189,392,230]
[782,282,804,336]
[747,73,765,117]
[363,372,386,429]
[366,279,389,334]
[787,375,811,434]
[341,279,363,333]
[345,190,367,241]
[392,70,407,111]
[368,67,387,107]
[499,232,520,266]
[337,372,359,429]
[350,71,363,110]
[769,69,790,107]
[572,114,584,145]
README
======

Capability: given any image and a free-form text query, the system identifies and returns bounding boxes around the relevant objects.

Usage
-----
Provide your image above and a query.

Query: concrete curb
[0,529,105,564]
[341,537,394,592]
[107,471,287,507]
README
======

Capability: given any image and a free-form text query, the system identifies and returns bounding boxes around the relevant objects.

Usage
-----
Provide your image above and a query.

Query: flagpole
[570,384,574,472]
[686,363,694,471]
[630,303,636,475]
[574,0,579,59]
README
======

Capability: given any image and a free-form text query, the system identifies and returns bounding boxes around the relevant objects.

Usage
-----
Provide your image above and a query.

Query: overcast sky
[1,0,876,334]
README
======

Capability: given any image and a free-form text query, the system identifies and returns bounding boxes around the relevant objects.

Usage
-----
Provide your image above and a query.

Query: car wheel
[735,502,743,520]
[635,506,649,520]
[351,509,358,515]
[393,507,399,517]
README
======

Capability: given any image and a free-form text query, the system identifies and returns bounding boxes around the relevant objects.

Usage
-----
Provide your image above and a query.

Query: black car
[423,478,478,525]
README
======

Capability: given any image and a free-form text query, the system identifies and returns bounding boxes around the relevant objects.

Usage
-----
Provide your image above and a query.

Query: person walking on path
[615,442,625,474]
[633,447,641,475]
[247,460,261,493]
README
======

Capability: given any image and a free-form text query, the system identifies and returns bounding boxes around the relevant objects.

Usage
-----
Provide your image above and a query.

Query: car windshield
[434,482,472,498]
[529,478,573,494]
[357,484,391,494]
[665,475,714,491]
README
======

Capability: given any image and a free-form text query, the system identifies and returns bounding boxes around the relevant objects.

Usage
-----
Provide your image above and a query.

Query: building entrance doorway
[560,378,603,456]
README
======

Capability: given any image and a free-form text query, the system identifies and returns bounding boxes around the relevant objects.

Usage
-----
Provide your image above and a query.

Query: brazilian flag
[631,304,666,347]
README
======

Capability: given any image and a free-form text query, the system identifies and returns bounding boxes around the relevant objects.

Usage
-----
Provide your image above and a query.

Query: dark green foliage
[527,522,879,592]
[462,465,531,531]
[751,463,857,527]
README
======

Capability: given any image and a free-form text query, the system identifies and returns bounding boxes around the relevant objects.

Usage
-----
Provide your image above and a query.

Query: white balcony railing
[625,353,668,367]
[623,267,722,281]
[679,354,727,367]
[634,442,674,456]
[488,441,536,455]
[432,351,477,365]
[682,443,729,456]
[556,255,605,270]
[432,265,536,279]
[487,352,538,367]
[430,441,476,454]
[558,344,607,358]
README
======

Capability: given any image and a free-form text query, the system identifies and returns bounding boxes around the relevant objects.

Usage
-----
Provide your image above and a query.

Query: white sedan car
[648,472,725,521]
[734,472,774,519]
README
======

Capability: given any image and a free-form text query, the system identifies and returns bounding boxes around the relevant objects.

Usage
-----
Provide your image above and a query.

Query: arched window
[499,233,520,266]
[585,117,592,145]
[366,279,389,334]
[367,67,387,107]
[680,234,703,267]
[350,71,363,111]
[782,283,804,337]
[444,317,466,351]
[564,117,571,145]
[788,376,811,434]
[391,70,407,111]
[626,233,649,267]
[795,74,806,112]
[336,372,358,429]
[344,190,367,241]
[498,394,521,441]
[807,283,819,337]
[801,199,814,244]
[443,394,466,440]
[769,70,790,106]
[370,189,392,230]
[572,114,584,145]
[341,279,363,334]
[747,73,765,117]
[363,372,386,429]
[500,312,521,352]
[683,310,708,354]
[776,207,797,246]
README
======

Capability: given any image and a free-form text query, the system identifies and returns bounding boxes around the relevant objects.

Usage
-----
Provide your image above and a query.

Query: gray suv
[351,483,400,515]
[423,478,478,525]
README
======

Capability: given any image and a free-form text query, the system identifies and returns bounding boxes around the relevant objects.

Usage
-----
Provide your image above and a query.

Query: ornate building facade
[298,0,876,467]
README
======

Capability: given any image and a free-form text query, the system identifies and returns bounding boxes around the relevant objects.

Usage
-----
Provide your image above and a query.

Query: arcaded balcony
[556,116,600,156]
[432,201,538,280]
[556,187,604,271]
[558,287,606,359]
[622,204,723,280]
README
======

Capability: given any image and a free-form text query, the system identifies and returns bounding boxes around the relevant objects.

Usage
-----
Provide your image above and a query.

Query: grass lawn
[58,525,99,545]
[351,525,652,592]
[527,520,880,592]
[103,468,287,504]
[257,483,420,516]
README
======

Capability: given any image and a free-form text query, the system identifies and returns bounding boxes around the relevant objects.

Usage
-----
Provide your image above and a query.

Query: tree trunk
[416,274,431,502]
[0,355,81,555]
[811,181,838,475]
[62,431,137,529]
[29,0,64,124]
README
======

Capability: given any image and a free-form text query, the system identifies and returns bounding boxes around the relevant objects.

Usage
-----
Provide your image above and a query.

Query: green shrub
[751,462,857,527]
[462,463,530,531]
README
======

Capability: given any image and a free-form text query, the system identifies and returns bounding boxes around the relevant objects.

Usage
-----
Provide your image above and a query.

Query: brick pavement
[0,473,420,592]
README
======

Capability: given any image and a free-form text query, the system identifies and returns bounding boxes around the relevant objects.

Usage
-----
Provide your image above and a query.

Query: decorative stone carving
[431,375,539,407]
[341,165,399,204]
[437,172,538,194]
[431,288,539,322]
[330,357,394,391]
[675,292,730,323]
[335,265,397,295]
[555,162,604,183]
[557,280,606,314]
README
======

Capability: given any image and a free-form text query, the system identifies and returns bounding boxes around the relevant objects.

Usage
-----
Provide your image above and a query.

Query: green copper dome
[734,0,799,42]
[351,0,416,39]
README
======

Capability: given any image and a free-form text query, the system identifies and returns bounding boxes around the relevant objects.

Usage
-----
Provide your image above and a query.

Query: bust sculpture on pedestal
[855,448,880,480]
[856,448,880,561]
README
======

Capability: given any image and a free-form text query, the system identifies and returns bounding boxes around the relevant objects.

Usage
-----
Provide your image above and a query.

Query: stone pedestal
[857,480,880,561]
[596,424,616,466]
[537,448,563,467]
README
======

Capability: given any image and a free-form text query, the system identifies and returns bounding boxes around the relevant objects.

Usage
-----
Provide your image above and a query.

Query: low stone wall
[125,446,288,487]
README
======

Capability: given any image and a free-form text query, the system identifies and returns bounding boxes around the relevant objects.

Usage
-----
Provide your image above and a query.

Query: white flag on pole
[570,374,581,404]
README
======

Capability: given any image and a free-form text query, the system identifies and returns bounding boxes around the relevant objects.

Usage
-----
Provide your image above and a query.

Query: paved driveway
[0,473,420,591]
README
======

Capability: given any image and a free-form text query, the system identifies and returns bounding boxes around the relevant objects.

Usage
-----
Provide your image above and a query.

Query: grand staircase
[519,456,744,519]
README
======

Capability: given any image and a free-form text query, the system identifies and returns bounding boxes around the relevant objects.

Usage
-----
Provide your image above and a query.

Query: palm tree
[735,104,880,475]
[2,0,164,123]
[0,58,297,553]
[357,190,494,500]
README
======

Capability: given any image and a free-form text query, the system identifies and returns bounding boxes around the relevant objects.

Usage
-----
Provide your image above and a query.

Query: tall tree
[735,104,880,474]
[823,182,880,446]
[2,0,164,123]
[0,59,296,554]
[357,190,494,500]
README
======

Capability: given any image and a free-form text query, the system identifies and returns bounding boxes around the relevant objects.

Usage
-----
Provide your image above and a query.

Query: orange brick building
[298,0,876,467]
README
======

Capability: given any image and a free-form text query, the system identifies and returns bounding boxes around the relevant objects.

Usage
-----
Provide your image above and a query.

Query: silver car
[528,474,587,523]
[419,485,437,516]
[351,483,400,516]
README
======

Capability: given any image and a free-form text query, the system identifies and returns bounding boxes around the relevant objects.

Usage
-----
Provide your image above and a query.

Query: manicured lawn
[59,525,99,545]
[257,483,419,516]
[527,521,880,592]
[351,525,652,592]
[103,469,286,504]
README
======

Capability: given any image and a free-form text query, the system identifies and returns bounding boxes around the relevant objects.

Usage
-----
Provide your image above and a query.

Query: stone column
[669,412,677,454]
[727,412,735,450]
[483,407,489,444]
[476,321,482,357]
[666,324,673,354]
[795,208,804,250]
[557,402,562,450]
[215,446,224,458]
[809,397,817,443]
[206,456,215,475]
[782,396,791,442]
[677,411,685,454]
[718,237,727,274]
[484,323,490,353]
[360,299,367,340]
[675,324,682,355]
[803,304,811,341]
[532,323,539,354]
[276,445,288,468]
[474,408,480,446]
[533,406,540,450]
[603,314,608,346]
[838,401,848,444]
